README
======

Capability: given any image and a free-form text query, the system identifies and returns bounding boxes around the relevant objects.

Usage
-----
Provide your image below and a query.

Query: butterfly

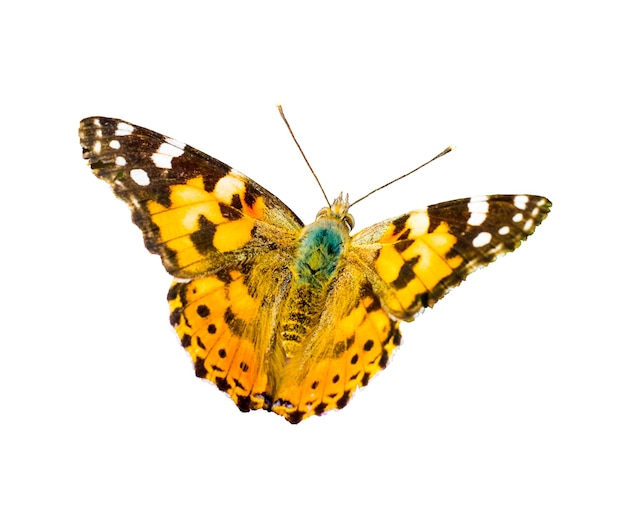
[79,115,551,424]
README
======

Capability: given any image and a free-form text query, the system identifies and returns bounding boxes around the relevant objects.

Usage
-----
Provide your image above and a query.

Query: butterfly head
[315,192,355,231]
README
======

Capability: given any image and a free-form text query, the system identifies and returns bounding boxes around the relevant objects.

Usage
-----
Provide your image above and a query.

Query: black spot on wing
[230,193,243,210]
[196,304,210,317]
[194,358,208,378]
[243,187,260,209]
[378,348,389,368]
[336,391,351,409]
[394,239,414,252]
[224,307,247,337]
[236,395,252,412]
[391,326,402,346]
[181,334,191,348]
[215,377,231,392]
[314,402,327,415]
[169,308,182,327]
[190,215,216,255]
[287,410,306,424]
[391,255,421,290]
[219,202,243,220]
[391,214,409,236]
[167,283,183,301]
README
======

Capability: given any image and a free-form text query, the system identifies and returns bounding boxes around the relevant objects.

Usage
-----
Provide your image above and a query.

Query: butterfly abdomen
[279,284,323,355]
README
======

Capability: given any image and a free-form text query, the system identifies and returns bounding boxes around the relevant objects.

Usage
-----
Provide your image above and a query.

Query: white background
[1,2,624,508]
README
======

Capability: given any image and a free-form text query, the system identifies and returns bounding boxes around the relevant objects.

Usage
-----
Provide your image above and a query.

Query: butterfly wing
[79,117,303,278]
[351,195,551,320]
[269,264,402,424]
[167,251,295,414]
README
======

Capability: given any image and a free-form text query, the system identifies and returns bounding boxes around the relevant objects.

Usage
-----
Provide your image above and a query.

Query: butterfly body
[282,197,352,340]
[79,116,551,424]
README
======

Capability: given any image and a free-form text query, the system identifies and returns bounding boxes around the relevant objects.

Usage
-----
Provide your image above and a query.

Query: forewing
[79,117,303,278]
[351,195,551,320]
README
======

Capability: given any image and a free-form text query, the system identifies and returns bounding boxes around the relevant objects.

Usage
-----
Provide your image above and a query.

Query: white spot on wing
[159,141,186,157]
[514,195,529,209]
[523,219,534,231]
[406,211,429,236]
[151,153,172,169]
[468,196,488,226]
[115,156,126,166]
[93,140,101,154]
[130,169,150,186]
[487,243,504,257]
[151,142,185,169]
[472,231,492,247]
[115,122,134,136]
[498,225,510,235]
[109,140,121,149]
[215,174,245,201]
[512,212,523,222]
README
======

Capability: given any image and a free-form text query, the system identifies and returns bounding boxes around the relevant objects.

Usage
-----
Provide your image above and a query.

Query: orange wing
[167,249,401,423]
[270,277,401,424]
[352,195,552,320]
[166,248,290,413]
[79,117,303,278]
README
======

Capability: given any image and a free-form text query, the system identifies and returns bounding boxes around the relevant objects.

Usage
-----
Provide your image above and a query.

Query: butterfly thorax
[278,201,352,357]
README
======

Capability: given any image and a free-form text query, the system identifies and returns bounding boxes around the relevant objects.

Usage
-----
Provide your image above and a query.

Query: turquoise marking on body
[294,218,348,287]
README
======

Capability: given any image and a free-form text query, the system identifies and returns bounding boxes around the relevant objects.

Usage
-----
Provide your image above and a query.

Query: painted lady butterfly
[79,115,551,423]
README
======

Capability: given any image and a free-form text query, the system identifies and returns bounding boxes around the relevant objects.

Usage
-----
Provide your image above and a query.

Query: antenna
[349,145,455,208]
[277,105,331,208]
